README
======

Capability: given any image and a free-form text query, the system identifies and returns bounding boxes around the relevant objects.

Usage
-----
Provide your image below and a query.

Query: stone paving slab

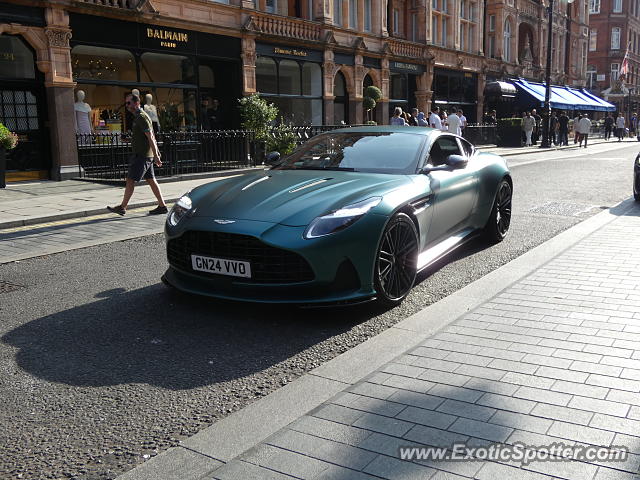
[115,199,640,480]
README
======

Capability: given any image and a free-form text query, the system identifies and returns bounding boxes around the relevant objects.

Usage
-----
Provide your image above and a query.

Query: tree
[363,86,382,123]
[238,94,278,143]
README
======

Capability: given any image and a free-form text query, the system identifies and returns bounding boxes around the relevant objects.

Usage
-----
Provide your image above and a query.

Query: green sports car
[163,126,512,306]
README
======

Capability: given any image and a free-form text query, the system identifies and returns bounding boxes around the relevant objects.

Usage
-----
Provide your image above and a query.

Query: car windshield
[273,132,425,174]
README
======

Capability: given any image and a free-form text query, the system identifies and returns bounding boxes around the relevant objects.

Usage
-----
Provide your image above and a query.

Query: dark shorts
[127,154,155,181]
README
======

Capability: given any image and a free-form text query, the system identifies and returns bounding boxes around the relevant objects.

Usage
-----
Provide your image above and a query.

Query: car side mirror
[264,151,281,165]
[446,154,468,169]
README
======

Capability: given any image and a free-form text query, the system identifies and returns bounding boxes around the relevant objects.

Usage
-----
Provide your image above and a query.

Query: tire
[483,179,512,243]
[374,213,419,307]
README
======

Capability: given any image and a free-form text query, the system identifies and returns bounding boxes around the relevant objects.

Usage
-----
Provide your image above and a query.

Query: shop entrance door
[0,86,50,180]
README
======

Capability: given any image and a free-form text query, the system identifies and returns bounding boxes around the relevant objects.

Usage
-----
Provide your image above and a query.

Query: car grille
[167,230,315,284]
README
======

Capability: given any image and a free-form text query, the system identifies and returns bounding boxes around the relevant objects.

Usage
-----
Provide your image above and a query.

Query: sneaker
[149,205,168,215]
[107,205,126,216]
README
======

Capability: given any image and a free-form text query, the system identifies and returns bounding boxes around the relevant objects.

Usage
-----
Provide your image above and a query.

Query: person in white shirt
[616,114,626,141]
[447,111,462,135]
[458,109,467,135]
[429,107,443,130]
[577,114,592,148]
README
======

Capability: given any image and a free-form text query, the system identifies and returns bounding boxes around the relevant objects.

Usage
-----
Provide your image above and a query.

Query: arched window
[334,71,348,124]
[256,57,278,94]
[503,20,512,62]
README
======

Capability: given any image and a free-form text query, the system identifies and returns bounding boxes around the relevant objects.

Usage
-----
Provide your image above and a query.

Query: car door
[425,135,479,245]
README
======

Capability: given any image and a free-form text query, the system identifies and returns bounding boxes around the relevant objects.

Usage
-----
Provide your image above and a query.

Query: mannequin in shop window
[144,94,160,135]
[74,90,92,134]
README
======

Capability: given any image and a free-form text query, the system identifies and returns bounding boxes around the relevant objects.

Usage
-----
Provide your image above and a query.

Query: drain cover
[0,281,24,294]
[529,202,597,216]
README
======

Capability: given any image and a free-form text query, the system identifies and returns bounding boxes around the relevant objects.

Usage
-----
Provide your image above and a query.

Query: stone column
[323,49,336,124]
[379,57,390,123]
[241,35,257,96]
[44,7,77,180]
[351,54,364,124]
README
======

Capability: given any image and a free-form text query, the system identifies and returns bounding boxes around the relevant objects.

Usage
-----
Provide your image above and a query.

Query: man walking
[616,113,626,141]
[429,106,443,130]
[458,109,467,136]
[447,109,461,135]
[578,114,592,148]
[558,111,569,146]
[522,111,535,146]
[604,113,614,140]
[107,94,167,216]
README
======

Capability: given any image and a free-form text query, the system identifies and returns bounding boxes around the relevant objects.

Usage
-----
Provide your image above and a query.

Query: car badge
[214,219,236,224]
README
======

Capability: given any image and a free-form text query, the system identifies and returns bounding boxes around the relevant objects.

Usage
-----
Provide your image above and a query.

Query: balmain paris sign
[142,26,195,52]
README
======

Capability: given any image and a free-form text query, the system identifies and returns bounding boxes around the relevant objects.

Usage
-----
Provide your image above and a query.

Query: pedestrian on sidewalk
[107,94,167,216]
[604,113,614,140]
[549,111,558,145]
[616,113,626,141]
[531,109,541,145]
[573,113,581,144]
[630,113,638,137]
[458,109,467,136]
[577,114,592,148]
[390,107,407,125]
[558,111,569,146]
[522,111,535,146]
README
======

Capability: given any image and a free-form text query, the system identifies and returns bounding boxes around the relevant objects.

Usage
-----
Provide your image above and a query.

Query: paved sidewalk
[118,198,640,480]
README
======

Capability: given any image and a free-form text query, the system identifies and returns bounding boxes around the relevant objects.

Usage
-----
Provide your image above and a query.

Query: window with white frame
[586,65,597,88]
[503,20,512,62]
[611,62,620,81]
[612,27,621,49]
[613,0,622,12]
[589,29,597,51]
[589,0,600,13]
[489,14,495,31]
[459,0,477,52]
[432,0,450,46]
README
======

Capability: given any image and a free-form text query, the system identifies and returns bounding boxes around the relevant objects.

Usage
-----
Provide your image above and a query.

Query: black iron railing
[76,130,255,180]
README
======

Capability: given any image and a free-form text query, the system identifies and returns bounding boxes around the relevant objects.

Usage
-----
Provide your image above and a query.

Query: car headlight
[168,193,193,227]
[304,197,382,239]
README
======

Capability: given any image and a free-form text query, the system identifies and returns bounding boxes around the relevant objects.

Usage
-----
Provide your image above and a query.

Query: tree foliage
[238,94,278,142]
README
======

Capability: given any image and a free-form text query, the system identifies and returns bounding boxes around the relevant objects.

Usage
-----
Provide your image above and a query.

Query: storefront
[0,4,50,181]
[432,68,478,122]
[69,14,242,133]
[254,42,323,125]
[388,60,424,117]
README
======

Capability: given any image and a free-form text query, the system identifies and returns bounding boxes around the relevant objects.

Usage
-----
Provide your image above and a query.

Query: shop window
[302,63,322,96]
[140,52,195,84]
[279,60,301,95]
[71,45,135,82]
[0,36,35,79]
[256,57,278,94]
[199,65,215,88]
[390,73,408,101]
[270,97,322,125]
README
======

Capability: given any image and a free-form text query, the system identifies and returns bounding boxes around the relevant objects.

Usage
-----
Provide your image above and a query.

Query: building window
[613,0,622,12]
[333,0,342,25]
[489,35,495,57]
[71,45,136,82]
[586,65,597,88]
[611,62,620,81]
[503,20,512,62]
[349,0,357,28]
[442,0,448,12]
[0,35,36,80]
[589,0,600,13]
[393,9,399,34]
[412,13,418,41]
[432,15,438,43]
[364,0,372,31]
[589,29,597,51]
[612,27,621,49]
[266,0,277,13]
[460,0,466,18]
[489,14,495,31]
[460,23,465,49]
[442,17,447,45]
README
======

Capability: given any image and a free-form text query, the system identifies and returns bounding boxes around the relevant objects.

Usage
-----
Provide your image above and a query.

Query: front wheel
[483,179,512,243]
[374,213,419,306]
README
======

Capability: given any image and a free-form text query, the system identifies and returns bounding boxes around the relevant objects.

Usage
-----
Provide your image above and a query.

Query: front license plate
[191,254,251,278]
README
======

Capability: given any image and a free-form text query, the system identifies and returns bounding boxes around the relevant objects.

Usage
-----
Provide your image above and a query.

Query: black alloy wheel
[484,179,512,243]
[375,213,419,306]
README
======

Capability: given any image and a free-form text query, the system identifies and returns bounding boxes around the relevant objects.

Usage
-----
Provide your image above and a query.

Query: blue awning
[511,79,615,111]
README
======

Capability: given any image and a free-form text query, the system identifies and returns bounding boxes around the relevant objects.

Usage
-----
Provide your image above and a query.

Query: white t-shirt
[447,113,461,135]
[429,112,442,130]
[616,116,626,129]
[459,115,467,129]
[578,117,592,134]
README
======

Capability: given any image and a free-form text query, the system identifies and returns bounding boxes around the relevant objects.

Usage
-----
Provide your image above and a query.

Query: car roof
[329,125,439,136]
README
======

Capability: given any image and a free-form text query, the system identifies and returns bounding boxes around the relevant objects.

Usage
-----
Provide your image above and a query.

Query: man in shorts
[107,94,167,216]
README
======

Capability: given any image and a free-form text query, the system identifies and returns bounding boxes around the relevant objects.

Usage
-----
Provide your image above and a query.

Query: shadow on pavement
[2,283,376,390]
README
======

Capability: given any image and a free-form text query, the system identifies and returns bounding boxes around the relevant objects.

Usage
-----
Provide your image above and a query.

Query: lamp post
[540,0,573,148]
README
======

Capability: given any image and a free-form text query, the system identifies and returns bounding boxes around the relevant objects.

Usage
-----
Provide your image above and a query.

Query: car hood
[192,169,411,226]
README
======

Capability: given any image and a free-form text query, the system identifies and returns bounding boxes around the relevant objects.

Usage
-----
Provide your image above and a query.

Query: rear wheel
[374,213,419,306]
[483,179,512,243]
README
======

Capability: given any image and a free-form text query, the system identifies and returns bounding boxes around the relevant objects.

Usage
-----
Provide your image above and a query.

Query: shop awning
[511,79,615,111]
[484,81,517,97]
